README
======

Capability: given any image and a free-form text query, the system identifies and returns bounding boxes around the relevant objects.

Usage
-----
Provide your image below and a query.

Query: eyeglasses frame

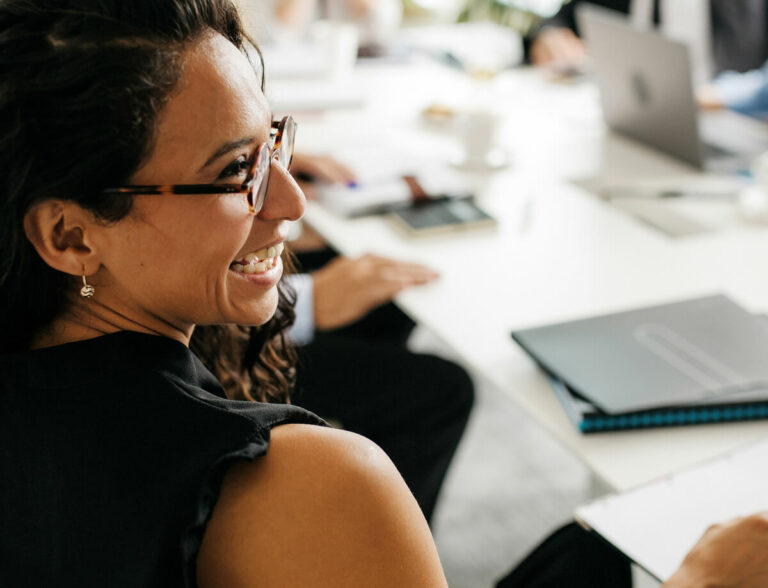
[100,115,296,216]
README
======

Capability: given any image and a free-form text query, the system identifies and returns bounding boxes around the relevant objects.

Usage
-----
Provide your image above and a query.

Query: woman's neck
[31,300,192,349]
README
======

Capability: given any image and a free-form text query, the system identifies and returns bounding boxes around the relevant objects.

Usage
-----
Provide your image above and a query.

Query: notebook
[551,377,768,433]
[575,437,768,581]
[510,295,768,415]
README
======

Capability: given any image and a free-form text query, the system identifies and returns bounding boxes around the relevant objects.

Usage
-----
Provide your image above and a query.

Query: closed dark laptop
[511,295,768,414]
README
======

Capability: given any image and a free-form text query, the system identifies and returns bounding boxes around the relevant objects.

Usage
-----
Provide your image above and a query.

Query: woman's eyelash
[217,156,250,180]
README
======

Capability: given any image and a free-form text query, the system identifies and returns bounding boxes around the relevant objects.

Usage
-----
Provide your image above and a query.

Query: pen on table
[349,194,470,218]
[433,50,466,73]
[602,188,740,200]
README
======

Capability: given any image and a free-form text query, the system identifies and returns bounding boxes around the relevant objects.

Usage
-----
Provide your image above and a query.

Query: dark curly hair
[0,0,297,403]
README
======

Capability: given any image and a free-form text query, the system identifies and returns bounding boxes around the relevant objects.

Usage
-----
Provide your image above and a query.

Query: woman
[1,1,767,587]
[0,1,443,585]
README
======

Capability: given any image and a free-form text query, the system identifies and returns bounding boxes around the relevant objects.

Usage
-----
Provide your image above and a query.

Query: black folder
[511,295,768,420]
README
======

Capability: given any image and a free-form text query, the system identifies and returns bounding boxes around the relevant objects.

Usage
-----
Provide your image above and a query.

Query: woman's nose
[257,160,306,222]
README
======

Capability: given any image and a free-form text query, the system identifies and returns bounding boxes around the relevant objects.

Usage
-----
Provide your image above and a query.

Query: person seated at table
[527,0,768,78]
[279,153,474,525]
[3,1,768,586]
[698,60,768,120]
[241,0,476,525]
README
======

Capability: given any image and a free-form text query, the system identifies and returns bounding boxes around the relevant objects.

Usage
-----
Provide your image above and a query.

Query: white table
[287,57,768,492]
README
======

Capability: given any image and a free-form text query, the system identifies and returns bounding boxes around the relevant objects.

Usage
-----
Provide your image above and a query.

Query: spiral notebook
[551,377,768,433]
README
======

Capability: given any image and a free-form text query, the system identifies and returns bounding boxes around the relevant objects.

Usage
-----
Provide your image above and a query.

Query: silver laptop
[576,3,768,170]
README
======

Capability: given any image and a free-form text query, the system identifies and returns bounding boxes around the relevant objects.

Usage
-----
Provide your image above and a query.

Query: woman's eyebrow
[200,137,256,170]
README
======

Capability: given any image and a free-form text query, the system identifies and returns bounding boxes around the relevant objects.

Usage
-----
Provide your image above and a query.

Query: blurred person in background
[699,59,768,120]
[527,0,768,83]
[241,0,402,50]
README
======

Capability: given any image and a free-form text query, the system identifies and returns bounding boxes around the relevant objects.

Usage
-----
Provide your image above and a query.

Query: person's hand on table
[312,254,439,330]
[291,153,356,200]
[696,85,724,111]
[530,27,586,68]
[664,513,768,588]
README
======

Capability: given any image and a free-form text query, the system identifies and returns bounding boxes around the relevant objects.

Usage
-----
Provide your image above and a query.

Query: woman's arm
[197,424,447,587]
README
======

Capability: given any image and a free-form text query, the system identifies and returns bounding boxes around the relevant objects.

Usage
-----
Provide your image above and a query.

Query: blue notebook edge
[550,376,768,433]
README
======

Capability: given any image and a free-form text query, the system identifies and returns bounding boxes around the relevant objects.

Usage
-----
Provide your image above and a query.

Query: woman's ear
[23,200,102,276]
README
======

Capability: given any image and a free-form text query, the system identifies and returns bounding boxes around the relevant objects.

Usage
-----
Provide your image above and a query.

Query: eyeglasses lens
[278,118,296,170]
[247,117,296,214]
[249,146,270,213]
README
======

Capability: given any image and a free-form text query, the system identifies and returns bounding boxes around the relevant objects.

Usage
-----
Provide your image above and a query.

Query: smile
[230,242,284,275]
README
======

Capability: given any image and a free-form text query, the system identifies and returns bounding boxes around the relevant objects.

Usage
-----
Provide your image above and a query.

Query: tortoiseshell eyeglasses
[101,115,296,215]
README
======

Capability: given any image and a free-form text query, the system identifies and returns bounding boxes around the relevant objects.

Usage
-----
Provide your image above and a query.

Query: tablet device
[388,197,497,236]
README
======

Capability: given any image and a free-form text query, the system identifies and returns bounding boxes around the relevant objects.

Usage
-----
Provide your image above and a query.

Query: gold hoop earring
[80,270,95,299]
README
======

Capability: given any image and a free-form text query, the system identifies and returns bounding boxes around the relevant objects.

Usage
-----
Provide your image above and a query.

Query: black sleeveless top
[0,331,325,587]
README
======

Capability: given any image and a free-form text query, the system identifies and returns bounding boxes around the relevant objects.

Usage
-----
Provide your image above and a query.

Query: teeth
[246,248,270,261]
[235,243,284,269]
[231,262,273,275]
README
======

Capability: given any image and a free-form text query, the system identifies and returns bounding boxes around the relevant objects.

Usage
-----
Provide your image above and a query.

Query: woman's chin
[229,290,280,327]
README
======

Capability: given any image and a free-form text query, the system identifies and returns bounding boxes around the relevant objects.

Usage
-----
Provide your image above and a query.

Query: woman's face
[92,32,305,339]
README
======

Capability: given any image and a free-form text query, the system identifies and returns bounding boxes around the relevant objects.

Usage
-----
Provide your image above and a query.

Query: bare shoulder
[197,424,447,588]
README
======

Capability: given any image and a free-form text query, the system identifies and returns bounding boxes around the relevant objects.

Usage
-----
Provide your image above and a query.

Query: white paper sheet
[575,436,768,581]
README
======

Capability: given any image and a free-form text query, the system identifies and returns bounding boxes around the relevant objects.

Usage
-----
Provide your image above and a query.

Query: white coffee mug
[310,21,359,79]
[455,110,505,170]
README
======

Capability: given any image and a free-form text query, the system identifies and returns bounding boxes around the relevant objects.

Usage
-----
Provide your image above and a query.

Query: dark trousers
[293,248,475,523]
[495,522,632,588]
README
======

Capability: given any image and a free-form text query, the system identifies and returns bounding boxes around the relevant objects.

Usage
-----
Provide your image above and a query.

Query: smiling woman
[0,1,446,586]
[22,33,299,343]
[0,3,292,402]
